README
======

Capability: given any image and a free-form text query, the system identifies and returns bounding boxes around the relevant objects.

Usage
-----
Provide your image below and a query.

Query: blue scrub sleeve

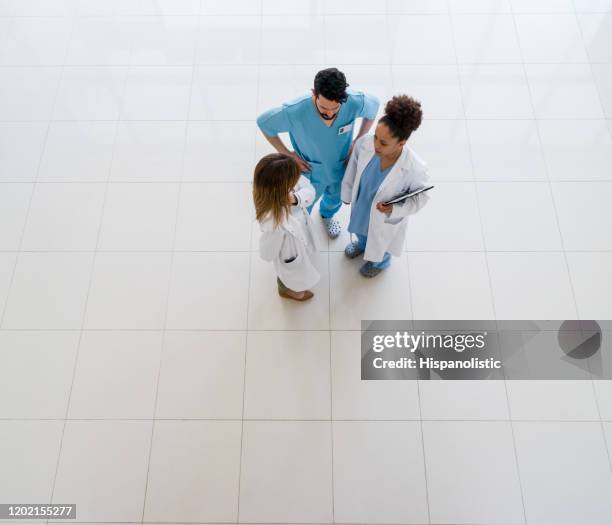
[256,106,291,137]
[358,92,380,120]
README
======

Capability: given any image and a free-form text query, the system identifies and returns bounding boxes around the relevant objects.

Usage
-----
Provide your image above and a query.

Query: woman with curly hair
[341,95,433,278]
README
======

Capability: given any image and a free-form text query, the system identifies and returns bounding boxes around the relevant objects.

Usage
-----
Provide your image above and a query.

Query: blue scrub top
[256,90,379,184]
[348,155,393,238]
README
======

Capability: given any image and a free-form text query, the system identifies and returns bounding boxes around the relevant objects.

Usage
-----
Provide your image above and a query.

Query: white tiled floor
[1,1,611,524]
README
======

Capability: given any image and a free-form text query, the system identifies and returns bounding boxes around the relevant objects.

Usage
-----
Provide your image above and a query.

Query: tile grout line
[0,12,75,523]
[236,2,264,522]
[138,2,205,523]
[321,10,338,524]
[569,0,612,475]
[47,10,127,510]
[0,18,78,328]
[390,2,433,521]
[450,3,530,525]
[1,417,610,422]
[504,4,587,524]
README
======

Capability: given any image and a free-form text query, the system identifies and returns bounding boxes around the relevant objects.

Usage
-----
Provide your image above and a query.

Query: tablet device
[384,184,434,206]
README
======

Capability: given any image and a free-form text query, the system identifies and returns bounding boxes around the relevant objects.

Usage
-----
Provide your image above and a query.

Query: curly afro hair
[313,68,349,104]
[380,95,423,141]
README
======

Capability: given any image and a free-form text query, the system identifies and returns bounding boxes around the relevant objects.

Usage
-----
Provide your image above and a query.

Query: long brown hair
[253,153,301,227]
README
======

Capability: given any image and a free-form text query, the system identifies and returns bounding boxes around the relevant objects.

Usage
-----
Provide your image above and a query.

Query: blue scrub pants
[355,234,391,269]
[306,176,342,218]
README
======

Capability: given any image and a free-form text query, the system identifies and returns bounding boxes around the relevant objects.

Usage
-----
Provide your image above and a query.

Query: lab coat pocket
[278,251,320,291]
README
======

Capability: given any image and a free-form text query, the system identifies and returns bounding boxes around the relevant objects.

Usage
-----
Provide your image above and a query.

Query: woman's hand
[288,191,298,205]
[376,201,393,216]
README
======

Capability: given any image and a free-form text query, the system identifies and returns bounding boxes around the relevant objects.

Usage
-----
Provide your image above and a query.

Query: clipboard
[383,184,434,206]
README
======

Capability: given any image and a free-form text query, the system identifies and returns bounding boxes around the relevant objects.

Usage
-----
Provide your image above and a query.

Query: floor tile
[144,420,241,522]
[487,252,577,319]
[333,421,428,523]
[121,66,193,120]
[0,17,71,66]
[190,65,258,120]
[196,16,260,64]
[68,331,163,419]
[514,14,589,63]
[110,121,186,182]
[551,181,612,250]
[514,422,612,525]
[0,183,33,250]
[460,64,534,118]
[21,183,106,251]
[467,119,547,181]
[389,15,455,64]
[53,66,128,120]
[578,12,612,62]
[174,182,252,250]
[392,65,464,119]
[3,252,94,329]
[452,14,522,63]
[244,330,331,419]
[0,122,48,182]
[202,0,261,15]
[538,119,612,181]
[183,121,256,181]
[507,380,600,420]
[66,17,132,66]
[97,182,179,250]
[409,251,495,319]
[239,420,333,523]
[405,182,485,251]
[260,16,325,64]
[0,421,63,503]
[166,252,249,329]
[477,182,562,251]
[53,420,152,522]
[155,331,246,419]
[331,331,421,420]
[325,15,389,65]
[0,67,61,120]
[129,16,198,66]
[39,121,116,182]
[84,252,173,329]
[0,252,17,315]
[419,380,510,419]
[330,251,412,330]
[409,119,473,181]
[0,331,79,418]
[525,63,604,119]
[423,421,525,524]
[566,252,612,320]
[591,64,612,118]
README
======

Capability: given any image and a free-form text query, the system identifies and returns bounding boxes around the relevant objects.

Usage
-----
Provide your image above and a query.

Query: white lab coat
[259,175,321,291]
[341,134,432,262]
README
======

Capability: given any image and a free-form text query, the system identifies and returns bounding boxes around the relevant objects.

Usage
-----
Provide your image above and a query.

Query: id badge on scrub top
[338,123,353,135]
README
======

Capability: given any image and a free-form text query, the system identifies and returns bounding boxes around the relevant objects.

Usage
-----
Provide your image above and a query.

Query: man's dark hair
[380,95,423,141]
[313,68,349,103]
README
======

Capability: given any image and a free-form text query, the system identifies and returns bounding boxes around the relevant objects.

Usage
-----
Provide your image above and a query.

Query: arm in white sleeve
[293,175,316,208]
[341,136,364,204]
[385,192,430,224]
[259,228,284,262]
[385,169,433,224]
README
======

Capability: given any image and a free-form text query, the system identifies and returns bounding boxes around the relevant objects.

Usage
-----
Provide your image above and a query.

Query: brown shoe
[278,289,314,301]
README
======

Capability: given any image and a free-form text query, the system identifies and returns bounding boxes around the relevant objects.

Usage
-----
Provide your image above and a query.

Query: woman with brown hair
[254,153,320,301]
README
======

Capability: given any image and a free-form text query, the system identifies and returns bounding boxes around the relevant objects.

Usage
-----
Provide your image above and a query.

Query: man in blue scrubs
[256,68,379,238]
